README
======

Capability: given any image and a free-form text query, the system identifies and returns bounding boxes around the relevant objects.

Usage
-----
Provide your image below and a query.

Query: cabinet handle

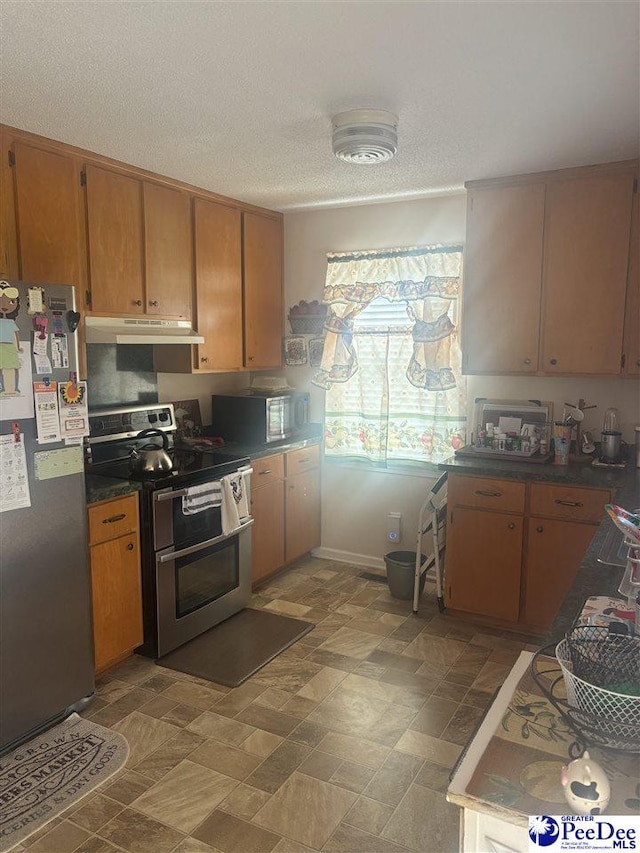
[508,522,516,530]
[637,359,640,367]
[474,489,502,498]
[555,499,583,508]
[133,300,142,306]
[523,358,531,365]
[102,513,126,524]
[259,469,272,475]
[248,356,255,362]
[298,458,309,464]
[127,542,134,551]
[550,358,558,365]
[200,356,209,363]
[536,525,544,533]
[149,300,159,307]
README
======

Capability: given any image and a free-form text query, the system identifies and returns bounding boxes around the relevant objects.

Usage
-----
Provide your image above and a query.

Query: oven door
[155,519,252,657]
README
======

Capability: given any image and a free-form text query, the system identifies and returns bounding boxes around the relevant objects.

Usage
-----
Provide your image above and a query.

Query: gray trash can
[384,551,426,600]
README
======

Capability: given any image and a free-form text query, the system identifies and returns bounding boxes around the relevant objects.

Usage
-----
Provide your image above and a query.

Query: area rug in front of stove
[158,607,315,687]
[0,712,129,853]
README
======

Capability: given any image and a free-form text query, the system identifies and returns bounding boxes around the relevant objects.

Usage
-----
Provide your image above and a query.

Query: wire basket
[530,632,640,753]
[288,315,326,334]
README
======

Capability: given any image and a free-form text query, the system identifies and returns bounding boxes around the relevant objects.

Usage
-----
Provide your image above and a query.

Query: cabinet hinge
[85,290,92,308]
[80,169,86,187]
[634,177,638,194]
[8,150,15,167]
[450,511,453,526]
[621,352,626,369]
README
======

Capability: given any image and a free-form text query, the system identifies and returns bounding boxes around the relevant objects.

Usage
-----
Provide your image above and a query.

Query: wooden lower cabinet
[250,453,285,584]
[523,517,598,630]
[285,468,321,563]
[88,493,143,673]
[249,445,321,584]
[446,507,523,622]
[445,473,611,633]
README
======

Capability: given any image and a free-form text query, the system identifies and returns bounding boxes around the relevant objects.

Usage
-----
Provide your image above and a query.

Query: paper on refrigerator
[58,380,89,439]
[0,432,31,512]
[34,380,61,444]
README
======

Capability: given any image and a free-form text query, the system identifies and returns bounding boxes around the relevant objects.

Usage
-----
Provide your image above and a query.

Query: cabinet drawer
[285,444,320,477]
[448,474,525,514]
[529,483,610,523]
[88,493,139,544]
[252,453,284,486]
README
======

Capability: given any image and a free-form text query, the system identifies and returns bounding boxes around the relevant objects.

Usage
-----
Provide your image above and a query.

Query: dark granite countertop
[85,428,323,505]
[85,473,142,505]
[438,454,640,645]
[200,424,323,462]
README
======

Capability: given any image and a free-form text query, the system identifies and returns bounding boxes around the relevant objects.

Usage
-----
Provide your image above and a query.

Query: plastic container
[384,551,426,600]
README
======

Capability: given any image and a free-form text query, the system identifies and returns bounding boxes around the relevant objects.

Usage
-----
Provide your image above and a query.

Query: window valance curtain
[313,244,463,391]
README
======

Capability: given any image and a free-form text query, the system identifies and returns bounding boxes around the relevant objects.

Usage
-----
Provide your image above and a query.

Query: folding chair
[413,472,447,614]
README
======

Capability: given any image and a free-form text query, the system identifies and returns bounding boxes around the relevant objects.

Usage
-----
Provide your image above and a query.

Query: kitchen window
[314,244,466,466]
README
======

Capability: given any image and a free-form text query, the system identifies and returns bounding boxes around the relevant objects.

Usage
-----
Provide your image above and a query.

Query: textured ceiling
[1,1,638,211]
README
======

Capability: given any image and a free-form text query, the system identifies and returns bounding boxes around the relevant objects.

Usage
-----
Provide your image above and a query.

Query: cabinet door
[13,141,85,287]
[0,129,18,279]
[540,171,635,375]
[622,184,639,376]
[462,184,545,374]
[194,198,243,370]
[143,182,192,319]
[524,518,597,630]
[251,479,285,584]
[285,469,321,563]
[243,212,283,369]
[85,165,145,314]
[446,508,523,622]
[90,532,143,673]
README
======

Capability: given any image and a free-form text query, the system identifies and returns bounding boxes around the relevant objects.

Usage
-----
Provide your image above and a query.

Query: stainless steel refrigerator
[0,280,94,753]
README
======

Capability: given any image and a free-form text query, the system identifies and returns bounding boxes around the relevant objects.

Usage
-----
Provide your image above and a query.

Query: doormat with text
[0,712,129,852]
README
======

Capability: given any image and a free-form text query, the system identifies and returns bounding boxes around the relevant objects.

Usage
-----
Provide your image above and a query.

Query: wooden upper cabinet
[540,171,635,375]
[243,212,283,369]
[193,197,243,370]
[0,132,19,280]
[13,141,85,288]
[85,165,145,314]
[622,183,639,376]
[143,182,192,319]
[462,183,545,374]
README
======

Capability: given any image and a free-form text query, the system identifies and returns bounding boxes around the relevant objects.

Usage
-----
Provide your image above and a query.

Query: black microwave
[211,391,311,445]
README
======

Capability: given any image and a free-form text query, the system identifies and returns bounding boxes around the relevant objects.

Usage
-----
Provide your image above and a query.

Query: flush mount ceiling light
[331,109,398,164]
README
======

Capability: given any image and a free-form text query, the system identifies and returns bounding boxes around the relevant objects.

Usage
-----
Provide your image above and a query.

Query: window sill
[323,456,441,478]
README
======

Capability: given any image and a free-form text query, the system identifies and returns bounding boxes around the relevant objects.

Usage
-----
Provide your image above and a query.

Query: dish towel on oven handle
[221,466,252,535]
[182,481,222,515]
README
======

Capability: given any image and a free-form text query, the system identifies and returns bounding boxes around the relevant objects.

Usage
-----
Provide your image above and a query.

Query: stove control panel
[87,404,176,444]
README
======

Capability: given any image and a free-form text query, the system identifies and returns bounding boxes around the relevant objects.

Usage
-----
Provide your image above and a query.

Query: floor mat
[0,712,129,853]
[157,608,315,687]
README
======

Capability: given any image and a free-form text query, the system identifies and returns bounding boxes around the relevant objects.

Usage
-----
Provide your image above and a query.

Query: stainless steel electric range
[86,403,253,658]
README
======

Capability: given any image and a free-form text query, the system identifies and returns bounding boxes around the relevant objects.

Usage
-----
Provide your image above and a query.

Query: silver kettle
[129,428,173,475]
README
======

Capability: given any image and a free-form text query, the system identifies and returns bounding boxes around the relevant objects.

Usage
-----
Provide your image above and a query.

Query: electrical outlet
[387,512,401,542]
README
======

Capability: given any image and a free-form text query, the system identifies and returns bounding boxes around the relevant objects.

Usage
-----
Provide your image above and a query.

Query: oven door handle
[158,518,254,563]
[155,488,190,502]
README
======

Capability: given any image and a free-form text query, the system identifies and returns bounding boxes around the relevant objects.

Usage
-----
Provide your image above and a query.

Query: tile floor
[16,557,538,853]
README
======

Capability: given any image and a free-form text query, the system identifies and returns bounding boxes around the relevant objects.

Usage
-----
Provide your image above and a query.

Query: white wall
[157,372,247,426]
[284,194,639,568]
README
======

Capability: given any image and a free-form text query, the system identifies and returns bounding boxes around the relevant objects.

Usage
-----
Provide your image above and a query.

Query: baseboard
[311,547,385,571]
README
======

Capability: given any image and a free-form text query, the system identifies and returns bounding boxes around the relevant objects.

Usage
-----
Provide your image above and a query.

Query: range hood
[85,316,205,345]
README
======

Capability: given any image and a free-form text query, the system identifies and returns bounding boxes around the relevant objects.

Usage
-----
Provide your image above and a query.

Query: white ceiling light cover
[332,109,399,164]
